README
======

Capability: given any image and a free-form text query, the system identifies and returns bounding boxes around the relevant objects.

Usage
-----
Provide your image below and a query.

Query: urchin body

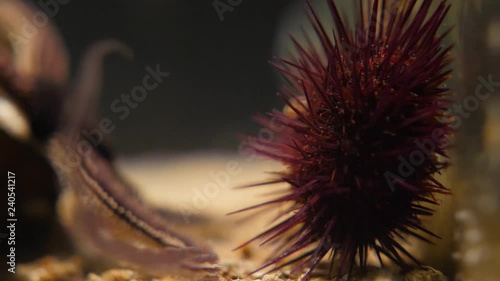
[239,0,453,279]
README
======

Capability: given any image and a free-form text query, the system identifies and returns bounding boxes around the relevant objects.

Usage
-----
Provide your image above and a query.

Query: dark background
[33,0,299,155]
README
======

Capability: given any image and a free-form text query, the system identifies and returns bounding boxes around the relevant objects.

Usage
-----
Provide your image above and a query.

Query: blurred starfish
[0,0,219,278]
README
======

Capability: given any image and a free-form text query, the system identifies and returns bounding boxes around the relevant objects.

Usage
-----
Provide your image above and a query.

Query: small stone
[261,273,285,281]
[17,256,83,281]
[405,267,447,281]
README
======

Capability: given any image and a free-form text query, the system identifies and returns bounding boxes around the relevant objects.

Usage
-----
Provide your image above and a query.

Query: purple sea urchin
[236,0,453,279]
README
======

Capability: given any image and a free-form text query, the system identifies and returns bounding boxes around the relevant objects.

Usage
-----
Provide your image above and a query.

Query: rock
[404,268,447,281]
[17,256,83,281]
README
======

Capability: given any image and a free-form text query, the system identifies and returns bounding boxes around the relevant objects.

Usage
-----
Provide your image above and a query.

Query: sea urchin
[235,0,453,279]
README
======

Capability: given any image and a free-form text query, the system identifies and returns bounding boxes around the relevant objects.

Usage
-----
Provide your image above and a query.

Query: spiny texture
[238,0,453,279]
